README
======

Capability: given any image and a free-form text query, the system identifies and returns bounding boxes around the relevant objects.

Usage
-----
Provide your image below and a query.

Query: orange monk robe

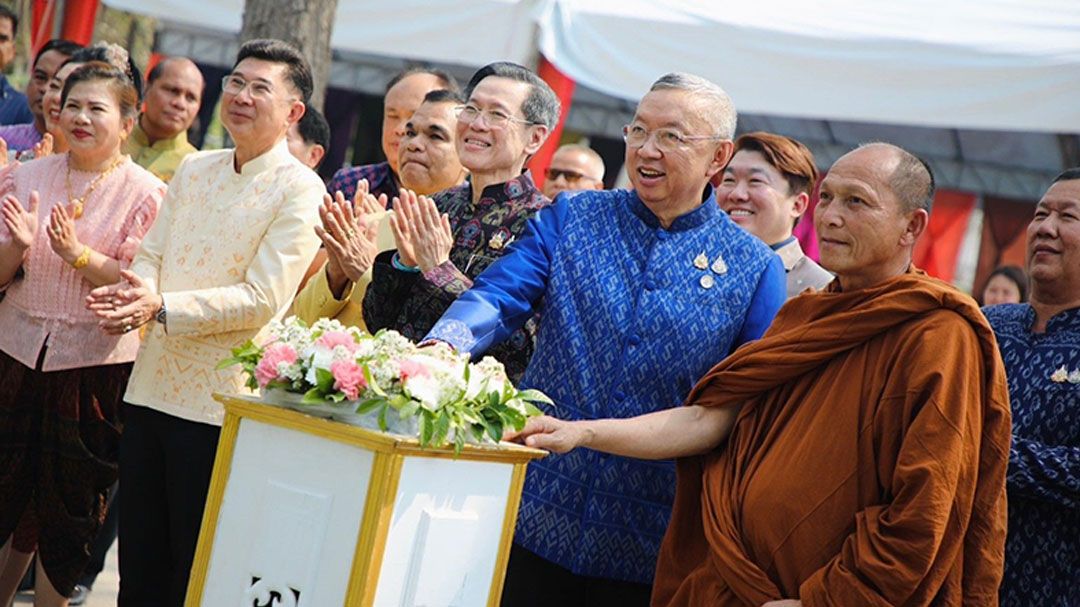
[653,270,1011,607]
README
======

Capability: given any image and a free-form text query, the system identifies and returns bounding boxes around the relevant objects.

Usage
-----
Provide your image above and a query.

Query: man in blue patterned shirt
[985,169,1080,606]
[327,67,458,202]
[427,73,785,606]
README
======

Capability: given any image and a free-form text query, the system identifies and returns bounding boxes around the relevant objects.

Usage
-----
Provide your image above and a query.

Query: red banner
[526,55,575,191]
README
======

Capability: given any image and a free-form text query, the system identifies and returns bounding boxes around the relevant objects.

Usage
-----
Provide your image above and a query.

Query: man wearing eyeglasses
[361,61,557,385]
[426,72,785,606]
[86,39,325,606]
[542,143,605,199]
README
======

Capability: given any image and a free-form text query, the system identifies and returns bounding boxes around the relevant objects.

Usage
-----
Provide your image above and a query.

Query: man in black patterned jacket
[362,61,559,382]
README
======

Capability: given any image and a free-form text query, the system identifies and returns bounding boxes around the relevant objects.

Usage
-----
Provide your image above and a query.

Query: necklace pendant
[70,199,84,219]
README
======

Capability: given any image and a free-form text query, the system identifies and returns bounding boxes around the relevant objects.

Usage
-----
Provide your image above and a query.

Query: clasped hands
[85,269,162,335]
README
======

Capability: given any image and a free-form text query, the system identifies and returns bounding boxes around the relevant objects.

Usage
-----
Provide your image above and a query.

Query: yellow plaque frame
[185,393,545,607]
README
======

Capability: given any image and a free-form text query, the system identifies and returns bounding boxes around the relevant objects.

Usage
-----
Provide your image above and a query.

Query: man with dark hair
[0,38,80,153]
[0,6,32,126]
[123,57,204,182]
[718,132,832,299]
[360,61,558,385]
[327,67,457,201]
[514,142,1010,607]
[86,38,323,607]
[985,168,1080,606]
[286,105,330,170]
[293,88,468,332]
[427,72,785,606]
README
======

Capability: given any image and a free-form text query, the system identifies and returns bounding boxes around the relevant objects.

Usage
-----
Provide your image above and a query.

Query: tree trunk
[240,0,338,111]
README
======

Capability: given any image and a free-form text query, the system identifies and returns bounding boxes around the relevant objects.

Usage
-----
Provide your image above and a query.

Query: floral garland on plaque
[219,317,551,453]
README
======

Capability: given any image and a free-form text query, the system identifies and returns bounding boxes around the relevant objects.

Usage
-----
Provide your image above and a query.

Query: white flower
[1069,368,1080,384]
[1051,366,1069,383]
[404,373,444,410]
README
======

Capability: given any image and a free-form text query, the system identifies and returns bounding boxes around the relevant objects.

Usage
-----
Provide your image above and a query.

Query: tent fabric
[105,0,1080,134]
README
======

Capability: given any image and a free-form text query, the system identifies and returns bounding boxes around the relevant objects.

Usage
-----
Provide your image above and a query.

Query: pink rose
[316,331,359,353]
[398,358,430,382]
[255,343,298,388]
[331,360,367,400]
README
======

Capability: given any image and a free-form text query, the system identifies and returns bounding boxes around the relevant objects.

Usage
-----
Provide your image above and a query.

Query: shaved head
[857,142,935,214]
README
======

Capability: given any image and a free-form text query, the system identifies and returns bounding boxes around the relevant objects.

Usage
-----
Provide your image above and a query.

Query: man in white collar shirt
[718,131,832,299]
[87,39,324,607]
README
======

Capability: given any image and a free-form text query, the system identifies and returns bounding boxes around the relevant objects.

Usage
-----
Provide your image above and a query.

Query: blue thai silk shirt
[984,304,1079,606]
[326,160,399,203]
[428,188,786,583]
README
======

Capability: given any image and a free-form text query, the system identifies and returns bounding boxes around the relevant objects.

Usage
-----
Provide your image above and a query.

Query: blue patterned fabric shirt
[326,160,399,203]
[0,75,31,126]
[428,188,786,583]
[984,303,1079,606]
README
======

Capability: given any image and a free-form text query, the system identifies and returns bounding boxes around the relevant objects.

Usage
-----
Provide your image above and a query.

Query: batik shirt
[363,172,548,383]
[0,76,31,126]
[327,160,399,203]
[427,188,786,583]
[984,303,1079,606]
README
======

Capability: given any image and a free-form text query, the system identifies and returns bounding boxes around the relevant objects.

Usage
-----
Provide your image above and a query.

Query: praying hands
[316,185,381,298]
[389,188,453,273]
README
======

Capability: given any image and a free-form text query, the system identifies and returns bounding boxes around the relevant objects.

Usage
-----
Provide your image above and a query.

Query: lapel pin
[693,251,708,270]
[711,254,728,275]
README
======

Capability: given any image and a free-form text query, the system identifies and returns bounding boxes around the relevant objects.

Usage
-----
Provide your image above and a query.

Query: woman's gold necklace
[66,153,125,219]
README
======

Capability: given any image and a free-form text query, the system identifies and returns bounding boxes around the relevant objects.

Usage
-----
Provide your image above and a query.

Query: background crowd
[0,5,1075,607]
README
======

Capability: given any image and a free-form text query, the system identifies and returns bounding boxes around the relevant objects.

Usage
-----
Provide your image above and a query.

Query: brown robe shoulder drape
[653,270,1011,607]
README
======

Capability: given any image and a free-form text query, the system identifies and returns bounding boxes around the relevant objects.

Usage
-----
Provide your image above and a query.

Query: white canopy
[104,0,1080,133]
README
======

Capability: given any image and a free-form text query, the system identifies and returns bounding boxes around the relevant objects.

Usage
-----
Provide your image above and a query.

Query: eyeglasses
[544,168,590,183]
[622,124,726,152]
[455,104,535,128]
[222,75,281,101]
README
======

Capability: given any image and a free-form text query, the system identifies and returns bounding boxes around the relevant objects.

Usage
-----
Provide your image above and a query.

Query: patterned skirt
[0,348,131,595]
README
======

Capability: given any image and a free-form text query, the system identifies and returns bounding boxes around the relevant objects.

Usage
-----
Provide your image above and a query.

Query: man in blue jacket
[427,72,786,607]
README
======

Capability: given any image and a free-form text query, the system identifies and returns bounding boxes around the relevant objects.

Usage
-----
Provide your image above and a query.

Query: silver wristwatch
[155,299,167,326]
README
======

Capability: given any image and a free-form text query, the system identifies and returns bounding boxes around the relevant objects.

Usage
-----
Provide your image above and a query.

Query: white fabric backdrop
[104,0,1080,133]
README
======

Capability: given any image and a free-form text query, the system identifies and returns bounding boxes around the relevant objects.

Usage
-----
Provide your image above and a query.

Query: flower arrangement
[219,317,551,453]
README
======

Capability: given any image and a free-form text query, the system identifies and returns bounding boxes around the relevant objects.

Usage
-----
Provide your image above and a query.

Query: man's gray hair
[649,72,737,140]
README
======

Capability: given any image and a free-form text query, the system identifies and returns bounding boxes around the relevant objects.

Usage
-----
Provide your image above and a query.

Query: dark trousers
[117,404,220,607]
[500,544,653,607]
[78,481,119,589]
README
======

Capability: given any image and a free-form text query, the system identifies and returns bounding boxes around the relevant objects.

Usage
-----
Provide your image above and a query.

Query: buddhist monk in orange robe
[511,143,1011,606]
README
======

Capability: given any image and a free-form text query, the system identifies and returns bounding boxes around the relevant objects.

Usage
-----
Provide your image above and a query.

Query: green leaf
[377,403,389,431]
[216,356,241,370]
[398,399,420,419]
[432,411,451,446]
[315,367,335,392]
[480,415,503,443]
[515,389,554,405]
[419,411,433,446]
[327,392,346,403]
[301,388,325,405]
[500,406,527,431]
[454,430,466,455]
[355,397,384,414]
[522,401,544,417]
[362,364,386,397]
